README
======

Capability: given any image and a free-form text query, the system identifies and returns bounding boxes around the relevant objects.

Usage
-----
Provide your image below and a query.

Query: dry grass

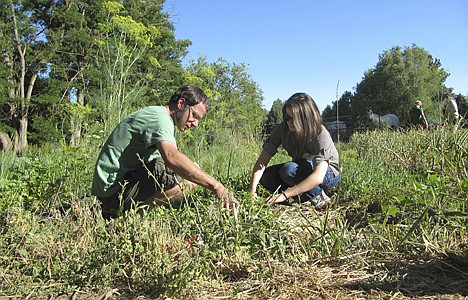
[84,205,468,299]
[2,200,467,300]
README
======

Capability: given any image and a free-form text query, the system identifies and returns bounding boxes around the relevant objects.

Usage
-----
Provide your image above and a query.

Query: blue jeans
[260,159,341,201]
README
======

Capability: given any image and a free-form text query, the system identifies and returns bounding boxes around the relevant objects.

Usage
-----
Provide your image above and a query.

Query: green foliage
[454,93,468,120]
[347,127,468,181]
[184,56,266,144]
[85,0,192,136]
[91,1,161,133]
[0,146,94,211]
[29,115,63,145]
[177,127,265,180]
[0,0,58,152]
[1,3,467,296]
[264,98,283,134]
[0,0,190,149]
[339,129,467,254]
[322,90,353,121]
[1,127,467,298]
[0,149,15,183]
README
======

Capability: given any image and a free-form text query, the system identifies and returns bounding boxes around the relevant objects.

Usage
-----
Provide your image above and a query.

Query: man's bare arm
[157,141,236,206]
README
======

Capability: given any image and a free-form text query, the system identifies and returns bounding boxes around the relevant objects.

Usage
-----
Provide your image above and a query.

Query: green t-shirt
[91,106,176,197]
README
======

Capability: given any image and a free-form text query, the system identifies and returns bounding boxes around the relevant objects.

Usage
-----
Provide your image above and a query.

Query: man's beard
[174,108,186,127]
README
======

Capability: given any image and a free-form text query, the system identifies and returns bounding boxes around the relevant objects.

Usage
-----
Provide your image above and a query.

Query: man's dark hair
[168,85,210,109]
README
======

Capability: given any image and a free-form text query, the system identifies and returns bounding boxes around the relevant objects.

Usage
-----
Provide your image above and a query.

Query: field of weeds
[1,127,467,299]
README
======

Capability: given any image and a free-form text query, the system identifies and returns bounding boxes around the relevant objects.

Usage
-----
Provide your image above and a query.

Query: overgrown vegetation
[2,1,467,298]
[1,127,467,299]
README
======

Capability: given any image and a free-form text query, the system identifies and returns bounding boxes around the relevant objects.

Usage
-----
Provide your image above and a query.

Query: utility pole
[336,80,340,143]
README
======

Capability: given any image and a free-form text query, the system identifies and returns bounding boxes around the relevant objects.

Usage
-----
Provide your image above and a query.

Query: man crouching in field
[91,85,238,219]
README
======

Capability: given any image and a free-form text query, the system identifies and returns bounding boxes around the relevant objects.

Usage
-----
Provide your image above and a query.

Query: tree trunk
[14,114,28,155]
[69,90,85,147]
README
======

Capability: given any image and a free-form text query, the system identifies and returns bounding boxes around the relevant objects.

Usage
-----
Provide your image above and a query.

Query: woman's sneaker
[313,190,331,211]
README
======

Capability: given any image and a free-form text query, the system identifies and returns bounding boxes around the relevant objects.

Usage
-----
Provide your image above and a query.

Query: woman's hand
[251,192,258,198]
[248,189,258,198]
[265,192,288,205]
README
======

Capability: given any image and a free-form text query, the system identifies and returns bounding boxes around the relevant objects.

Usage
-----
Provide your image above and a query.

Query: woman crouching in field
[248,92,341,210]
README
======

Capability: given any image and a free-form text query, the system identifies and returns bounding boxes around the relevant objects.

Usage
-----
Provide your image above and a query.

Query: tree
[454,93,468,121]
[185,56,265,141]
[0,0,57,154]
[1,0,190,149]
[45,0,104,146]
[322,90,353,123]
[1,0,101,149]
[351,44,449,127]
[264,98,283,134]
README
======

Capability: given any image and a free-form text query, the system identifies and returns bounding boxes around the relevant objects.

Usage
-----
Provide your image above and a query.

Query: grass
[0,127,467,299]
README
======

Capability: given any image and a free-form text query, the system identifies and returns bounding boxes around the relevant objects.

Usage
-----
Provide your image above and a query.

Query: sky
[163,0,468,112]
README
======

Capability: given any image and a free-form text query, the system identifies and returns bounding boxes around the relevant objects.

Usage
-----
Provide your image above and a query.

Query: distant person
[248,92,341,210]
[441,93,460,126]
[409,100,429,129]
[92,85,238,219]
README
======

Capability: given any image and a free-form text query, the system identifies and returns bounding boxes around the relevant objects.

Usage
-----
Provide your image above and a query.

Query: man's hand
[215,185,239,213]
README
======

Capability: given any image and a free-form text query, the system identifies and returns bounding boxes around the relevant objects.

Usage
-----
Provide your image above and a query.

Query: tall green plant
[0,149,15,184]
[91,1,159,134]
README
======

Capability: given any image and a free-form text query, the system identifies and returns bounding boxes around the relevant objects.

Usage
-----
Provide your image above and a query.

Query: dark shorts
[98,157,182,219]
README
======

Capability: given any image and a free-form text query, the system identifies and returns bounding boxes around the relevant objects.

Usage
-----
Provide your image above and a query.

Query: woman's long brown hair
[283,92,323,142]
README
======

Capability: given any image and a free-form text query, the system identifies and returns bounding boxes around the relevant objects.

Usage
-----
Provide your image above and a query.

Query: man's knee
[143,184,188,208]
